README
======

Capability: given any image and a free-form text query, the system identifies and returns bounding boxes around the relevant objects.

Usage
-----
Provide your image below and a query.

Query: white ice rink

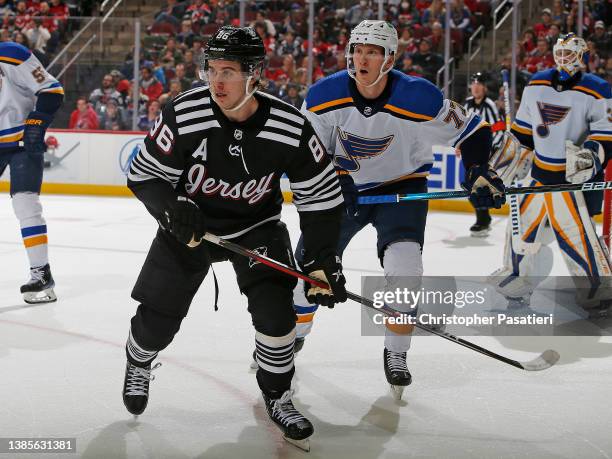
[1,194,612,459]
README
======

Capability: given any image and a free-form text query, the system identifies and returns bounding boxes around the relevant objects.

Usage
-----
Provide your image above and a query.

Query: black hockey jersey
[127,86,344,261]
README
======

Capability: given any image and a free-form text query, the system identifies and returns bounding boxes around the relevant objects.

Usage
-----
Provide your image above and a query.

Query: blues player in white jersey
[0,42,63,304]
[289,21,505,400]
[490,34,612,316]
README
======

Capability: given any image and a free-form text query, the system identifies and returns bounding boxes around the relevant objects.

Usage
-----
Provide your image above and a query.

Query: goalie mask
[346,20,398,87]
[200,26,266,111]
[553,33,588,81]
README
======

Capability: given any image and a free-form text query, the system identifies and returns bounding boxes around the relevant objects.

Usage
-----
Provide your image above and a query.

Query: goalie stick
[191,233,560,372]
[357,180,612,204]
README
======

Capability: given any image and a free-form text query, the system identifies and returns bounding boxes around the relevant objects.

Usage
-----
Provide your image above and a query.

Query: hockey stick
[501,69,531,255]
[357,180,612,204]
[194,232,559,371]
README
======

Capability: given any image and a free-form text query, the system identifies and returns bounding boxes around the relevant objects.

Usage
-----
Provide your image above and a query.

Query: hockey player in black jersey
[122,26,347,451]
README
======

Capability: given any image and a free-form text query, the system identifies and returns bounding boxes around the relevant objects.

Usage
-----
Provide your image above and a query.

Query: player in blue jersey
[489,34,612,316]
[0,42,63,304]
[262,21,504,400]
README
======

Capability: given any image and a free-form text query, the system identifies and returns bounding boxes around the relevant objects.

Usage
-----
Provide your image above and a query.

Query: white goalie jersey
[301,69,487,191]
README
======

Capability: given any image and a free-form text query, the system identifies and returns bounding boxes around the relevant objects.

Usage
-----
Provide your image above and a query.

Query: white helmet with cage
[346,20,398,87]
[553,33,588,81]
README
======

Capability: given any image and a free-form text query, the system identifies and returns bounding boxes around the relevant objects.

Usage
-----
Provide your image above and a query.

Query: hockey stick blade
[520,349,560,371]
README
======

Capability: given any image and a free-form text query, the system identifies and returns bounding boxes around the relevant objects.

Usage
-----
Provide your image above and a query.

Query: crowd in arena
[1,0,607,131]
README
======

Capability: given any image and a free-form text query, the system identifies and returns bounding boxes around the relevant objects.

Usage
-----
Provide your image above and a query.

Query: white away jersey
[301,69,487,191]
[0,42,64,149]
[511,69,612,184]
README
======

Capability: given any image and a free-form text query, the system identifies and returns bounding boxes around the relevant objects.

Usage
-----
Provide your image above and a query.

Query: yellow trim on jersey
[309,97,354,113]
[573,85,604,99]
[383,104,434,121]
[0,132,24,142]
[588,135,612,142]
[511,123,532,135]
[23,235,48,248]
[529,79,551,86]
[0,56,24,65]
[534,156,566,172]
[41,88,65,95]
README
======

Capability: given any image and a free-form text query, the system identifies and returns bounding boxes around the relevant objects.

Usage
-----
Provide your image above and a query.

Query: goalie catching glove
[163,196,206,246]
[461,164,506,209]
[565,140,604,184]
[303,255,347,307]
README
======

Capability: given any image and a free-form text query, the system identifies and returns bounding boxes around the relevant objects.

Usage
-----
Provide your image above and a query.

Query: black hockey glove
[337,173,359,219]
[24,111,53,154]
[461,164,506,210]
[163,196,206,246]
[303,255,347,308]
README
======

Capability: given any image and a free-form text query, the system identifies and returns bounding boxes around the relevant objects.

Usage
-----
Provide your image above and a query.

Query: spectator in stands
[177,19,195,49]
[399,53,422,77]
[590,20,610,59]
[159,37,183,64]
[25,16,51,53]
[13,31,29,49]
[411,37,443,83]
[0,29,11,42]
[153,0,186,30]
[210,0,236,27]
[183,49,198,79]
[37,1,60,53]
[534,8,553,37]
[429,21,444,53]
[332,29,349,55]
[520,28,536,54]
[563,12,576,34]
[110,70,130,104]
[98,98,127,131]
[449,0,472,38]
[278,11,297,37]
[49,0,69,33]
[521,37,554,74]
[191,36,204,58]
[254,21,276,55]
[300,55,324,82]
[186,0,212,27]
[140,66,163,102]
[138,100,161,132]
[282,82,303,109]
[254,10,276,37]
[547,23,561,46]
[395,0,421,27]
[0,0,12,16]
[345,0,373,28]
[397,27,417,56]
[69,97,99,130]
[276,30,303,60]
[90,74,123,112]
[15,1,32,30]
[551,0,567,26]
[174,63,192,92]
[421,0,445,27]
[587,39,604,75]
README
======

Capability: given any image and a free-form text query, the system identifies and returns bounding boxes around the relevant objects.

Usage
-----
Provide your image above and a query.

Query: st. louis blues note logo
[334,127,394,172]
[536,102,570,137]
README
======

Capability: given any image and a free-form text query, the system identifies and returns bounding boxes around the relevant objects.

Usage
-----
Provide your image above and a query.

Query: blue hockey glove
[461,164,506,210]
[337,173,359,219]
[24,111,53,153]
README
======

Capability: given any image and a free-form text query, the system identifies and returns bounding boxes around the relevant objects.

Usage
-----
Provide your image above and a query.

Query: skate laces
[125,362,161,396]
[29,266,46,282]
[386,351,408,373]
[272,390,304,426]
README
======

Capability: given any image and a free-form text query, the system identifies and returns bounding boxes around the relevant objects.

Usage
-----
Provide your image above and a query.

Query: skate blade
[470,228,491,238]
[23,288,57,304]
[284,435,310,452]
[390,384,404,401]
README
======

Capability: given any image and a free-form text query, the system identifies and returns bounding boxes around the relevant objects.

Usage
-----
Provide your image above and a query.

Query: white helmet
[346,20,398,87]
[553,33,588,81]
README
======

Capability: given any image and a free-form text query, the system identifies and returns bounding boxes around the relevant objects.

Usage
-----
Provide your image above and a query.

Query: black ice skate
[470,212,492,237]
[122,361,161,416]
[263,389,313,451]
[384,348,412,401]
[20,264,57,304]
[250,337,305,370]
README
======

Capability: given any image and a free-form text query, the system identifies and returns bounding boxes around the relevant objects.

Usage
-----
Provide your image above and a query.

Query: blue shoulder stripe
[577,73,612,99]
[0,42,31,65]
[529,69,556,84]
[305,71,352,111]
[387,70,443,119]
